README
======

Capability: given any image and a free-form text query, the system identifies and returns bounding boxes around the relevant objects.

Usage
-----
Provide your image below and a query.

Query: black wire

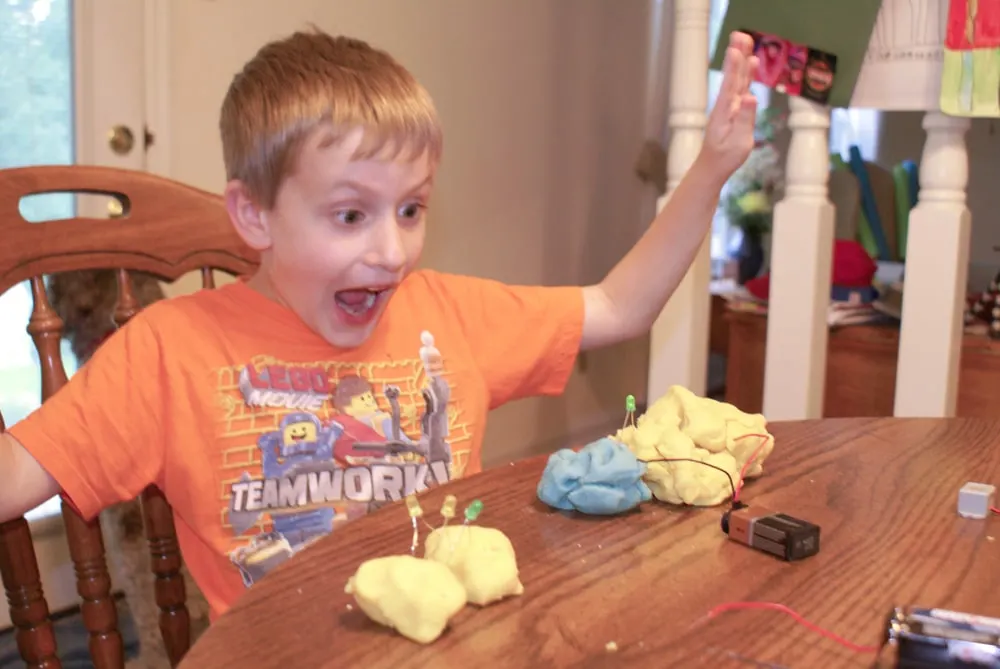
[641,457,738,505]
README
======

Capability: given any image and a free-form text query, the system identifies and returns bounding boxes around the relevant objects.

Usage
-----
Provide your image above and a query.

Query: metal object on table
[881,606,1000,668]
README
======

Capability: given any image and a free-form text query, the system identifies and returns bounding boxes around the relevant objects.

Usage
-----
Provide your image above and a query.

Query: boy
[0,29,758,619]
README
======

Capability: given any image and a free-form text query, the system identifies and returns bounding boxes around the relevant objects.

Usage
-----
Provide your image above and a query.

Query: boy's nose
[367,222,407,273]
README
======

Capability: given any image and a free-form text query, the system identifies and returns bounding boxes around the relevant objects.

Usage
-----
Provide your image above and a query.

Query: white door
[155,0,660,463]
[0,0,148,627]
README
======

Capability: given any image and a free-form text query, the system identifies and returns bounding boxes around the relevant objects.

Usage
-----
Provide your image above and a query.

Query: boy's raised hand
[698,31,759,183]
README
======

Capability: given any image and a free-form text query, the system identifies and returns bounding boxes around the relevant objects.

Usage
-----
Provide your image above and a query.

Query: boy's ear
[224,180,272,251]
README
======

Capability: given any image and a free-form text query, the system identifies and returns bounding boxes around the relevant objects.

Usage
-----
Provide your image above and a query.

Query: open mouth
[335,290,380,316]
[333,286,395,322]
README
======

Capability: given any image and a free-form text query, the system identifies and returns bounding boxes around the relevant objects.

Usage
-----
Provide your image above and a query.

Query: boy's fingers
[730,54,758,120]
[713,33,756,124]
[732,32,754,93]
[717,46,742,114]
[736,95,758,131]
[729,31,754,56]
[739,54,749,100]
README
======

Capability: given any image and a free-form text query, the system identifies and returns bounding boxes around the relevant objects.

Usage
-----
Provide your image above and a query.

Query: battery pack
[883,606,1000,668]
[720,506,820,561]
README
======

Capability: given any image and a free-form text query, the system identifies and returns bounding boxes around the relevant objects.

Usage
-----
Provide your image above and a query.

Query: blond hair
[220,29,443,208]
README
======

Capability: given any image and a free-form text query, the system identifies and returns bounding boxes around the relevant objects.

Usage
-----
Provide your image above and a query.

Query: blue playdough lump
[537,437,652,515]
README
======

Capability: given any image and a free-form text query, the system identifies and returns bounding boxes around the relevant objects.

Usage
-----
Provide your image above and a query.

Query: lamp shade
[850,0,949,110]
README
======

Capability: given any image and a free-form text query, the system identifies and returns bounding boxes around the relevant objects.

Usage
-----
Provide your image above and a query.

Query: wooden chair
[0,165,259,668]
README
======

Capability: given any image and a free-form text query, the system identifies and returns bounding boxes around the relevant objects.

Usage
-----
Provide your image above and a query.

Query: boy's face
[231,126,433,348]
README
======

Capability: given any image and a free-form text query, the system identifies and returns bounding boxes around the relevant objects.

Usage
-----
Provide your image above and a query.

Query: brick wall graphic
[213,354,472,540]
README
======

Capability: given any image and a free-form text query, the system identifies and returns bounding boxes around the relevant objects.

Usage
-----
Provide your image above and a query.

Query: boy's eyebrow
[327,180,376,197]
[406,175,434,194]
[328,175,433,198]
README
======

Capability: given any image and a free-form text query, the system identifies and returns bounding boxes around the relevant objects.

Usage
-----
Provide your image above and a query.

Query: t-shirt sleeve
[427,271,585,408]
[7,310,166,521]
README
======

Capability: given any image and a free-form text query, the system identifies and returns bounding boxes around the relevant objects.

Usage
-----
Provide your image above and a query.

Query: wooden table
[181,418,1000,668]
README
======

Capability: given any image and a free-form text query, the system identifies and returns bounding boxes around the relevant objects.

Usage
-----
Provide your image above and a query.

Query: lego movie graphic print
[219,331,468,587]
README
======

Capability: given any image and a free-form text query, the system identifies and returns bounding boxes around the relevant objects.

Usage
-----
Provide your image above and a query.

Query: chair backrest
[0,165,259,668]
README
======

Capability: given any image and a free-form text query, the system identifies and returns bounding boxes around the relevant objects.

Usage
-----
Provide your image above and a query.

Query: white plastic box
[957,482,996,520]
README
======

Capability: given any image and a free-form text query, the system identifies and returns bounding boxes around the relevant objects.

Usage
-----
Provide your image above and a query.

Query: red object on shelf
[744,240,877,301]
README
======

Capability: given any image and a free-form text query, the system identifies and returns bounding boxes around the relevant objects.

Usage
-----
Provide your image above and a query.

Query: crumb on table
[605,641,618,652]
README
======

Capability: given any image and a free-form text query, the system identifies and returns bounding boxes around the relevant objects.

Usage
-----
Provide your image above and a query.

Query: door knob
[108,125,135,155]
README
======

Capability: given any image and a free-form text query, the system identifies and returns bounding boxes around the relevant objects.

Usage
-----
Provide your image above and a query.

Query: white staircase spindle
[762,97,834,420]
[894,111,972,417]
[647,0,711,400]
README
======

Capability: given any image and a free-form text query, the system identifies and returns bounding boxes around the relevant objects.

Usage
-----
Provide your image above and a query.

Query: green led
[625,394,636,413]
[464,499,484,522]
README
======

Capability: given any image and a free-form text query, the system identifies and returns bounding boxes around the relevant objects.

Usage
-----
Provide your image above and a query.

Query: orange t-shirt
[9,269,583,620]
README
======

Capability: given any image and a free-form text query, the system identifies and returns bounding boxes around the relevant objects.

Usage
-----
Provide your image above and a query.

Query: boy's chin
[316,325,377,349]
[315,308,385,349]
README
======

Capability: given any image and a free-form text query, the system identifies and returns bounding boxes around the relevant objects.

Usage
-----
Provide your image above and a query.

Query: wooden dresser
[724,309,1000,417]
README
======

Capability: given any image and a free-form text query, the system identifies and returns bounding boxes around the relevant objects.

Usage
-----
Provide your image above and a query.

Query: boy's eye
[399,203,425,219]
[336,209,364,225]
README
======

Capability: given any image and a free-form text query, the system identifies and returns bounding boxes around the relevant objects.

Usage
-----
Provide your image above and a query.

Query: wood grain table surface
[180,417,1000,669]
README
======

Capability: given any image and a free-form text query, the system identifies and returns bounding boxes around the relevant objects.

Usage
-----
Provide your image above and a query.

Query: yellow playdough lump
[344,554,467,644]
[424,525,525,606]
[613,385,774,506]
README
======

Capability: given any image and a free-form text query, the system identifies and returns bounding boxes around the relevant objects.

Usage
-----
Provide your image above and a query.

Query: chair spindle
[112,269,141,327]
[113,270,191,666]
[0,410,62,669]
[29,277,123,668]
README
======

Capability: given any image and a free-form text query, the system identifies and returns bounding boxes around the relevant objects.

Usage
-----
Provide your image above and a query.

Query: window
[707,0,882,268]
[829,107,882,162]
[0,0,78,521]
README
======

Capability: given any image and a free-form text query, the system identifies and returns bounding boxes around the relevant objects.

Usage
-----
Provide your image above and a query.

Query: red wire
[697,601,881,654]
[732,433,773,502]
[991,506,1000,515]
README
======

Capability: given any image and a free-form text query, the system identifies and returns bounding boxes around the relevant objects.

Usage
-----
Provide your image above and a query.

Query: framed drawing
[940,0,1000,116]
